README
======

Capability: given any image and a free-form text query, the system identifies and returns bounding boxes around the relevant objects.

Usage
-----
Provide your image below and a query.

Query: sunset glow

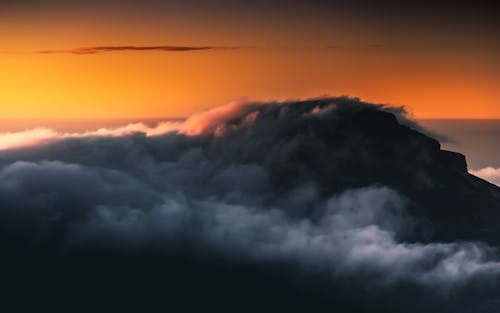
[1,1,499,119]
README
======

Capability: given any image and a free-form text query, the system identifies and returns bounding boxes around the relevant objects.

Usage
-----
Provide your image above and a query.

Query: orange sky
[1,1,499,119]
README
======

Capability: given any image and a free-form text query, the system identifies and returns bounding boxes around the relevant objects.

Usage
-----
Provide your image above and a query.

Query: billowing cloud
[1,97,499,311]
[0,121,182,150]
[0,98,439,151]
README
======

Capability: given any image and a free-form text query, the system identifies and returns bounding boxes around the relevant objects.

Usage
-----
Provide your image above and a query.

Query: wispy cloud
[32,44,385,55]
[0,44,391,55]
[36,45,240,55]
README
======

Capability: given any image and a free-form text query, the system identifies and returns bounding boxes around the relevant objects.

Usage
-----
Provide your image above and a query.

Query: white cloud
[470,167,500,186]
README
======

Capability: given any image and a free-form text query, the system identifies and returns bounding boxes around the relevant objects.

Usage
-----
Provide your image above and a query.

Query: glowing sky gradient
[1,0,499,118]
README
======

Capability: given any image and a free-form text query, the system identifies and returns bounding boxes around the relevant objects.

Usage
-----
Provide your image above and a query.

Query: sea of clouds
[1,97,499,312]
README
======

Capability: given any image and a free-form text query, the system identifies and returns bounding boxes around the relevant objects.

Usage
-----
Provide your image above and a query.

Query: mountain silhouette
[177,98,500,245]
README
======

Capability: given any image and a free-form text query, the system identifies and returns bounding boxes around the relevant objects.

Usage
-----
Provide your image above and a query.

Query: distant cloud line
[36,45,241,55]
[32,44,384,55]
[0,44,386,55]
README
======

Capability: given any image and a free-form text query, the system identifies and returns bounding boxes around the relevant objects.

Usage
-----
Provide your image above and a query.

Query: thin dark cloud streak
[36,45,241,55]
[32,44,388,55]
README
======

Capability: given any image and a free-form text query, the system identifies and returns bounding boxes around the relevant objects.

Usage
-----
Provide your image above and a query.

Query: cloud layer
[1,97,499,311]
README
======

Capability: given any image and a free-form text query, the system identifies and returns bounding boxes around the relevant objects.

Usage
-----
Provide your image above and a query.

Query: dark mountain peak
[438,150,467,172]
[195,97,500,243]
